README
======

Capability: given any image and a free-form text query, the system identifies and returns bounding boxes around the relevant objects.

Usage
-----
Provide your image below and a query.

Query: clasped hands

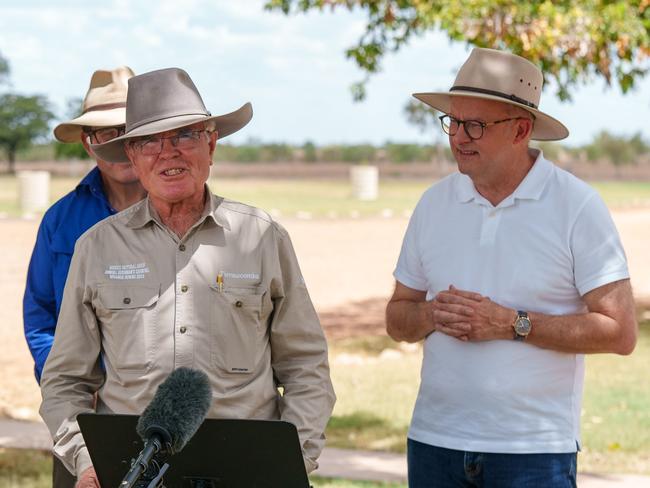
[430,285,516,342]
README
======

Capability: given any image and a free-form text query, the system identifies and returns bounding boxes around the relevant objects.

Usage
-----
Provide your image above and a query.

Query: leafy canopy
[266,0,650,101]
[0,94,55,160]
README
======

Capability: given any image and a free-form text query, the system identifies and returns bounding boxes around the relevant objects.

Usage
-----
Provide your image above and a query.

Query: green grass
[312,478,406,487]
[2,175,650,218]
[327,344,420,453]
[592,181,650,208]
[326,323,650,474]
[0,448,50,488]
[579,323,650,474]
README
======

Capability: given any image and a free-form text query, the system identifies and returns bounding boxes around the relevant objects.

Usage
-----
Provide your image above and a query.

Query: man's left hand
[434,286,515,342]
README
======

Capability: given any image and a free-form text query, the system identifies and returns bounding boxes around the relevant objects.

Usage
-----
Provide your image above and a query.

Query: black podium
[78,413,311,487]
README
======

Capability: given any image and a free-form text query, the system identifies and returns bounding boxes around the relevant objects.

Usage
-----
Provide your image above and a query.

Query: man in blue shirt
[23,66,146,488]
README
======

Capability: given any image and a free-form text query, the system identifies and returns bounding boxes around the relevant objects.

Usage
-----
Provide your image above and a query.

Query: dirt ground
[2,211,650,420]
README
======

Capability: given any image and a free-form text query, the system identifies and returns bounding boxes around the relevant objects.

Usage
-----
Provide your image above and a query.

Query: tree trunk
[8,149,16,174]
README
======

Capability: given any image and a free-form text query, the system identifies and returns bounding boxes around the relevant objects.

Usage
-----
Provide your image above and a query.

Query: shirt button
[181,285,188,293]
[235,300,243,308]
[123,297,131,305]
[179,244,186,251]
[180,326,187,334]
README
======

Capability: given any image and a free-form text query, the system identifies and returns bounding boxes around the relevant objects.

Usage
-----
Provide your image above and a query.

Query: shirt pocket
[95,284,160,373]
[209,285,267,375]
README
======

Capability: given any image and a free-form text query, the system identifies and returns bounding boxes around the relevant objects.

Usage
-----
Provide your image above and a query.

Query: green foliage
[0,94,55,172]
[263,142,294,161]
[214,142,293,163]
[266,0,650,102]
[17,143,55,162]
[403,99,438,134]
[583,131,650,165]
[303,140,318,162]
[0,52,8,86]
[54,141,90,160]
[530,141,563,161]
[384,143,434,163]
[320,144,377,162]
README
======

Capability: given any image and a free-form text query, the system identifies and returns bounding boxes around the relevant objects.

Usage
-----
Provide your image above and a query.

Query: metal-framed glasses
[128,128,214,156]
[84,126,125,144]
[439,114,526,141]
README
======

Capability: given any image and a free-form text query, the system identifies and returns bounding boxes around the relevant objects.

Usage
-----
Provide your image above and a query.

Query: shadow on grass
[326,412,407,454]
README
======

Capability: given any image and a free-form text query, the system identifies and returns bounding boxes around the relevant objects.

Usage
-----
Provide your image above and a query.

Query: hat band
[450,86,537,109]
[84,102,127,113]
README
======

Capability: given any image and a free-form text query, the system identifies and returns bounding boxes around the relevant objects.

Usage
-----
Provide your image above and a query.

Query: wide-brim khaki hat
[92,68,253,163]
[53,66,134,143]
[413,48,569,141]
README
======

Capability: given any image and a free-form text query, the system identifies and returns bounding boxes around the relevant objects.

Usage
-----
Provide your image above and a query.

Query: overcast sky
[1,0,649,147]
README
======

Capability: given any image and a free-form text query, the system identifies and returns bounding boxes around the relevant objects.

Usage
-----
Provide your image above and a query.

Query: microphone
[119,368,212,488]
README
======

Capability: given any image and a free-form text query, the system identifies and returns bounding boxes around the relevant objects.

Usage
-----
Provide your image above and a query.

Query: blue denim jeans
[407,438,577,488]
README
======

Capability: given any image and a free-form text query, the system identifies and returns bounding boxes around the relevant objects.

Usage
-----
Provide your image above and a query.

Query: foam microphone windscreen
[136,367,212,454]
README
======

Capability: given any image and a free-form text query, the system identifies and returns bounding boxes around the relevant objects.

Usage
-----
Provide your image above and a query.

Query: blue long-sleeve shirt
[23,166,117,383]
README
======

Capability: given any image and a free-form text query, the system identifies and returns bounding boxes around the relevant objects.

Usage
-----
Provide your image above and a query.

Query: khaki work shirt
[40,190,336,477]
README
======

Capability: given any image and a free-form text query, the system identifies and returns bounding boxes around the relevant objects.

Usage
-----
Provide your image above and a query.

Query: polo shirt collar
[455,149,553,206]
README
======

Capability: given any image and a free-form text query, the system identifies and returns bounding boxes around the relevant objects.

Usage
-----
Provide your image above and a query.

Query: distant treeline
[16,131,650,166]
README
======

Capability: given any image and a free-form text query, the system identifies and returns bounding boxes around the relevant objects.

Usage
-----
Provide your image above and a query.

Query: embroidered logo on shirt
[223,272,260,280]
[105,263,150,280]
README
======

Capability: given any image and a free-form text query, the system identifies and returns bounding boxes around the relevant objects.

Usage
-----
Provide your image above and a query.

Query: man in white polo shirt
[386,48,637,487]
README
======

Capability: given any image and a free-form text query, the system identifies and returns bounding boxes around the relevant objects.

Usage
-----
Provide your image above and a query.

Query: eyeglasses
[439,114,528,141]
[128,128,213,156]
[85,126,125,144]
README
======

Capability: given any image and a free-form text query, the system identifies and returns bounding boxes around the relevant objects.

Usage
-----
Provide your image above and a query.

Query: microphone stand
[119,433,171,488]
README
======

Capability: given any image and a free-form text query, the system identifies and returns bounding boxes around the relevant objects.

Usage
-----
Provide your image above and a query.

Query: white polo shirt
[394,150,629,453]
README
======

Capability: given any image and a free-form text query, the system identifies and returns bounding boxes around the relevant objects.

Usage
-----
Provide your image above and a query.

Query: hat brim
[53,107,127,143]
[413,91,569,141]
[91,102,253,163]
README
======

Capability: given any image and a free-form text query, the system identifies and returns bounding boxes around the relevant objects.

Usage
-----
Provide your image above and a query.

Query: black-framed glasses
[439,114,527,141]
[128,128,214,156]
[84,126,125,144]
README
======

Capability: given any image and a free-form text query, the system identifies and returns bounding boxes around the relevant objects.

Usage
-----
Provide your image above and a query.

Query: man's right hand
[76,467,100,488]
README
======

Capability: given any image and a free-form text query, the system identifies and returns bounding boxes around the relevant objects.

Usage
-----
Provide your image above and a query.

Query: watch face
[515,317,531,335]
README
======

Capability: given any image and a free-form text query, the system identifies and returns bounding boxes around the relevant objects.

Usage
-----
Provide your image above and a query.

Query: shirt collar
[76,166,103,191]
[454,149,552,206]
[126,185,231,231]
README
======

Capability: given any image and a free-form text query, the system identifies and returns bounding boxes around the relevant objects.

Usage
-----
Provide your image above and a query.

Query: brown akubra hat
[92,68,253,163]
[413,48,569,141]
[54,66,134,143]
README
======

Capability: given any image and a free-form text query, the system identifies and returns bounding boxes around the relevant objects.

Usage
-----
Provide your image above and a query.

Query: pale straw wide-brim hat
[413,48,569,141]
[53,66,135,143]
[92,68,253,163]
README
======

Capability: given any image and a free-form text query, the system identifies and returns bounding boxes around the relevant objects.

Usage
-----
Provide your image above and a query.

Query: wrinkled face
[82,126,140,185]
[447,97,529,180]
[124,122,217,205]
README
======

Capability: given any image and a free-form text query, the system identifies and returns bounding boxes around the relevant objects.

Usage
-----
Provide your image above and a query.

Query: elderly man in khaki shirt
[39,68,336,488]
